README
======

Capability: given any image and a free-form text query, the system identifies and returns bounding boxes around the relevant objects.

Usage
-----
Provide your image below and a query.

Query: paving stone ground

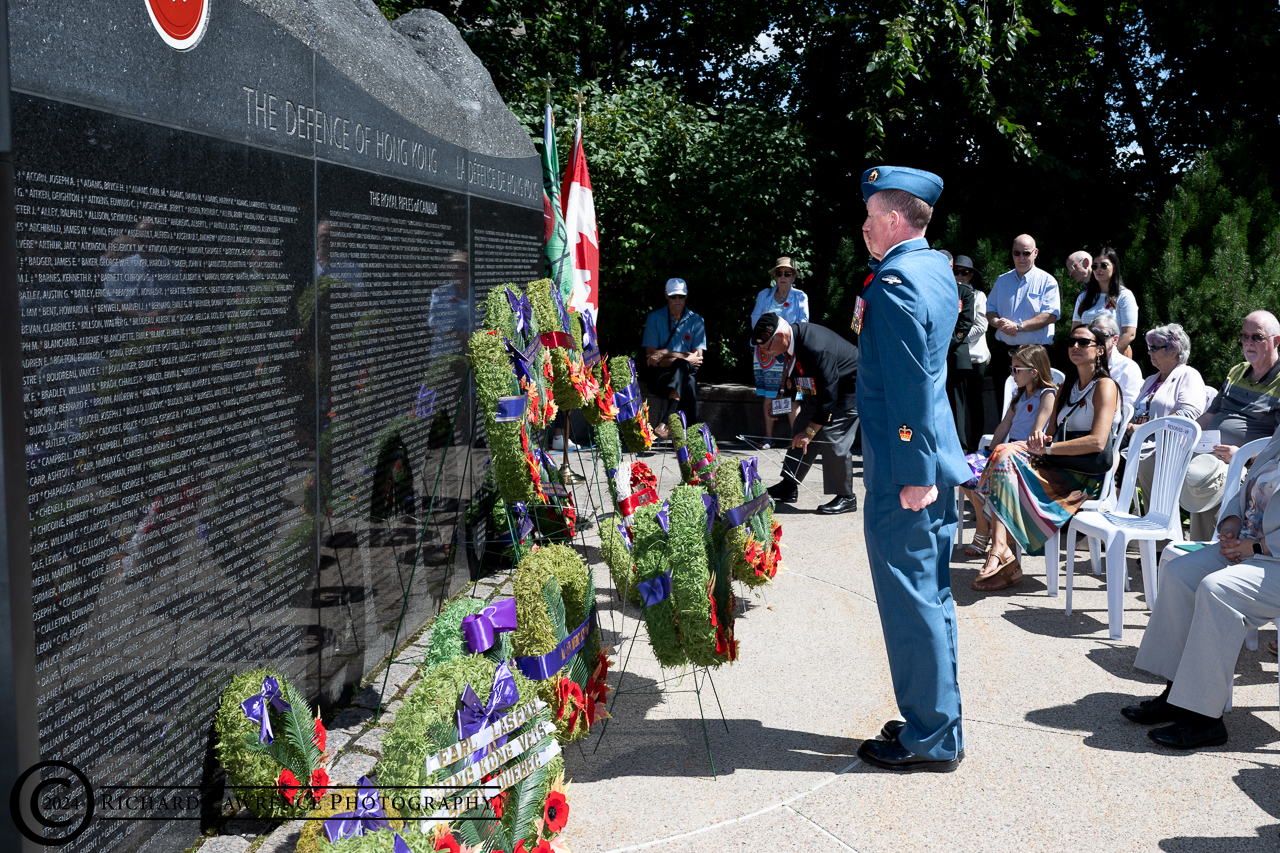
[194,440,1280,853]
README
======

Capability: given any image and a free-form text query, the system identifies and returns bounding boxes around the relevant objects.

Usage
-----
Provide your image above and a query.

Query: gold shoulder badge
[882,274,902,285]
[899,425,913,442]
[868,168,880,183]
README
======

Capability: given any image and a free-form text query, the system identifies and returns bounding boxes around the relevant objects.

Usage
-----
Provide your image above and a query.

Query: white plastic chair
[955,369,1066,545]
[1063,416,1201,640]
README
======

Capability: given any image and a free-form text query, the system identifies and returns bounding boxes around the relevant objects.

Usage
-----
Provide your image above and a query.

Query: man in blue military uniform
[854,166,971,772]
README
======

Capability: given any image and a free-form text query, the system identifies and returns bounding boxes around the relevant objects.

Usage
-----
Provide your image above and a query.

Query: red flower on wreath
[555,678,586,732]
[516,841,555,853]
[309,768,330,803]
[435,833,462,853]
[278,768,300,804]
[629,462,657,494]
[544,790,570,834]
[715,625,739,661]
[584,651,611,727]
[488,789,508,818]
[313,718,327,753]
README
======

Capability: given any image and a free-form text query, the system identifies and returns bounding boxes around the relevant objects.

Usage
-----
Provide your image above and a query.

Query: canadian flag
[561,118,599,321]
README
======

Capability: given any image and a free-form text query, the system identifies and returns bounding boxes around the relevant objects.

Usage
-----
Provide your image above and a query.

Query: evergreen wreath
[608,356,654,453]
[573,312,616,426]
[666,485,725,667]
[667,413,695,483]
[598,516,641,605]
[214,668,329,820]
[631,502,686,668]
[683,421,720,486]
[421,597,512,672]
[710,458,780,588]
[482,284,556,429]
[371,655,563,852]
[509,544,603,743]
[595,420,622,505]
[528,278,595,411]
[468,327,538,506]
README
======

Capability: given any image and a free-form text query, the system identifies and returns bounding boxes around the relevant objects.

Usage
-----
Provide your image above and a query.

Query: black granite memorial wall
[2,0,542,849]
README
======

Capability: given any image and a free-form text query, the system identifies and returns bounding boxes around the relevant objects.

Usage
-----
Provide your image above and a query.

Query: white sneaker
[551,435,580,452]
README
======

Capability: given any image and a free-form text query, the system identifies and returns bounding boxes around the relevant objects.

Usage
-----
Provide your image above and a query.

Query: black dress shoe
[1148,716,1228,750]
[878,719,966,759]
[1121,694,1185,726]
[767,481,798,503]
[857,738,962,773]
[817,495,858,514]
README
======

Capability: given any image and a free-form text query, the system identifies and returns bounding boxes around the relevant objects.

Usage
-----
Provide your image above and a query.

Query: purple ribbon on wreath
[655,500,670,534]
[506,289,534,336]
[505,338,534,383]
[323,775,390,843]
[742,457,760,489]
[550,281,573,332]
[460,598,518,654]
[616,521,632,548]
[497,501,533,547]
[457,662,519,765]
[638,571,673,607]
[613,378,642,422]
[240,676,292,745]
[702,493,720,529]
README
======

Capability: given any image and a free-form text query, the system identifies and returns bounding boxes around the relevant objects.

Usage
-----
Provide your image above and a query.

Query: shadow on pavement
[1161,766,1280,851]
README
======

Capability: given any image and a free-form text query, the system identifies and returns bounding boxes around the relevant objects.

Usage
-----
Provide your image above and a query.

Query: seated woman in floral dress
[972,325,1122,591]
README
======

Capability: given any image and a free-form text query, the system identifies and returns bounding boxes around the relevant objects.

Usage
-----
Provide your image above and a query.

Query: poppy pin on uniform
[899,425,912,442]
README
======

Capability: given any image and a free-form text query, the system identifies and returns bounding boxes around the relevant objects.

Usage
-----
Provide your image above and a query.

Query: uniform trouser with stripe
[1133,547,1280,717]
[864,489,964,759]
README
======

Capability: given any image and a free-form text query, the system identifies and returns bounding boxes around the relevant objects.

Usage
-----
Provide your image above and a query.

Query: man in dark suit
[943,250,977,451]
[854,165,970,773]
[756,315,859,515]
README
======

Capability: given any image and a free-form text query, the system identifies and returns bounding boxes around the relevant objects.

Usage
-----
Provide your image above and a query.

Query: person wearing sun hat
[750,256,811,448]
[641,277,707,434]
[854,165,970,774]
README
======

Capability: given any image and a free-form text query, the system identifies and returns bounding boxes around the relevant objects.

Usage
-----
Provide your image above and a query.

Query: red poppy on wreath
[309,768,330,803]
[544,790,570,834]
[434,832,462,853]
[705,582,718,627]
[629,462,657,494]
[277,768,300,804]
[555,678,586,732]
[312,717,327,752]
[715,625,739,661]
[516,841,555,853]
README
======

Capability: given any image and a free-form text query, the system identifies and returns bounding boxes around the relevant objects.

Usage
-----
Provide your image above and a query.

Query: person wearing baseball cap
[641,277,707,434]
[855,165,970,774]
[752,311,858,514]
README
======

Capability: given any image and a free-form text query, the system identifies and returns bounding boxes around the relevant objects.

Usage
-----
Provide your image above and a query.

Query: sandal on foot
[963,533,991,558]
[972,553,1023,591]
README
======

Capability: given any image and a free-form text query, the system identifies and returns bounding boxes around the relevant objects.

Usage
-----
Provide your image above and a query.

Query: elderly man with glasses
[985,234,1060,383]
[1140,311,1280,540]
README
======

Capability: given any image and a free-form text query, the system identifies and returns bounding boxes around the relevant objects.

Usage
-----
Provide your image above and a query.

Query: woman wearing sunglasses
[971,326,1121,591]
[750,257,810,448]
[1071,246,1137,356]
[1129,324,1206,434]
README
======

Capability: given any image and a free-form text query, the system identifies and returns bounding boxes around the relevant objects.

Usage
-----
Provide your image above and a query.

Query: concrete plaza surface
[559,440,1280,853]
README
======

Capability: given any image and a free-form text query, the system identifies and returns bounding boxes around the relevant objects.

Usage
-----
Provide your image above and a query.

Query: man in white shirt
[985,234,1060,380]
[1090,314,1142,405]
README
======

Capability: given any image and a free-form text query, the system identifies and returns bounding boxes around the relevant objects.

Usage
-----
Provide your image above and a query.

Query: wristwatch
[805,426,818,437]
[1016,320,1024,332]
[1254,541,1264,555]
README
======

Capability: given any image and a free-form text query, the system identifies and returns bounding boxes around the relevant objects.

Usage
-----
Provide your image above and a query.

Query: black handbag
[1046,392,1115,476]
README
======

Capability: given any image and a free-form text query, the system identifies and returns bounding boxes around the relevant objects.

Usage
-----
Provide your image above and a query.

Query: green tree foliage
[1130,139,1280,387]
[508,73,813,376]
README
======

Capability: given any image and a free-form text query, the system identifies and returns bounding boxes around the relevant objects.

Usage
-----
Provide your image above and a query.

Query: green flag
[541,103,574,307]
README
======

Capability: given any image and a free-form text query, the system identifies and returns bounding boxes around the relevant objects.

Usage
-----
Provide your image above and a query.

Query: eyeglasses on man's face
[1147,343,1170,352]
[667,294,686,301]
[1012,249,1035,258]
[1240,332,1271,344]
[1067,338,1098,348]
[774,270,794,278]
[955,270,973,277]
